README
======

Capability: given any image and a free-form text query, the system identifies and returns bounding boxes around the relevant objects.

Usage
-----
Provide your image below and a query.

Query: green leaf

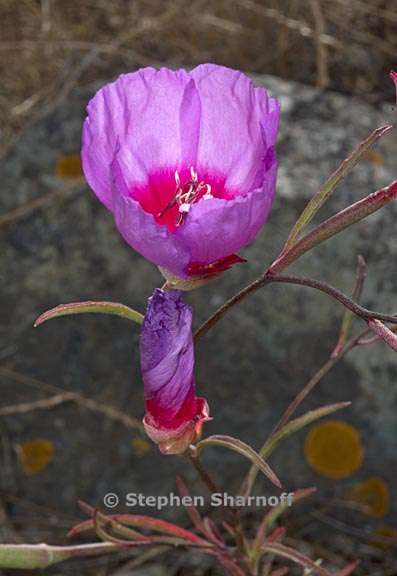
[194,434,281,489]
[261,542,332,576]
[253,487,317,553]
[71,501,209,546]
[34,301,144,327]
[332,255,367,358]
[241,401,350,497]
[0,543,117,569]
[269,179,397,275]
[260,401,351,461]
[283,125,392,250]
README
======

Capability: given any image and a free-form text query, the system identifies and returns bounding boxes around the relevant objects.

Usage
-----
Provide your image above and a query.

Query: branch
[269,179,397,275]
[195,271,397,340]
[195,180,397,340]
[331,255,367,357]
[283,126,391,249]
[267,275,397,325]
[367,319,397,352]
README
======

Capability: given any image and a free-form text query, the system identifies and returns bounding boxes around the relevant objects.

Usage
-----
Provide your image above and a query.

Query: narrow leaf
[34,301,144,327]
[253,488,316,552]
[0,543,118,569]
[241,402,350,497]
[368,319,397,352]
[72,503,208,546]
[267,526,286,543]
[195,435,281,489]
[269,180,397,275]
[176,476,206,535]
[260,402,351,461]
[284,125,392,249]
[261,543,332,576]
[332,255,367,357]
[92,511,151,547]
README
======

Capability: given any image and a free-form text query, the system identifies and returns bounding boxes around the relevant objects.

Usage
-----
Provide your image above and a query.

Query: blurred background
[0,1,397,575]
[1,0,396,158]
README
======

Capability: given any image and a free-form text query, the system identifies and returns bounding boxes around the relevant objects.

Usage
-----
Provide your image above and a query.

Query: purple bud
[140,289,209,454]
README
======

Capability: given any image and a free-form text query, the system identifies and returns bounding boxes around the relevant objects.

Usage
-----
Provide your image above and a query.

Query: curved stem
[268,274,397,324]
[195,180,397,340]
[195,277,268,340]
[194,273,397,340]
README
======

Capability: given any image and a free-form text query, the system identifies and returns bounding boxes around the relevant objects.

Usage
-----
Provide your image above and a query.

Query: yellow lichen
[304,419,363,479]
[363,149,384,166]
[18,438,55,475]
[350,477,390,517]
[55,154,83,180]
[369,525,397,551]
[130,437,151,456]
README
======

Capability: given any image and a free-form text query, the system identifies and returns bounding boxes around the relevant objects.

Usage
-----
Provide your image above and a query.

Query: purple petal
[140,289,195,424]
[174,162,278,267]
[190,63,280,192]
[111,153,190,273]
[179,78,201,167]
[82,67,194,210]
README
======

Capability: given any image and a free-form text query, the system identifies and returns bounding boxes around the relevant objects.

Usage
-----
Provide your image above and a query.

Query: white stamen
[174,170,181,187]
[202,183,212,199]
[179,203,191,213]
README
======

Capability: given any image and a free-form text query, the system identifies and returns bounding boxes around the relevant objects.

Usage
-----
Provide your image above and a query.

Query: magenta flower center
[145,387,198,429]
[130,166,234,232]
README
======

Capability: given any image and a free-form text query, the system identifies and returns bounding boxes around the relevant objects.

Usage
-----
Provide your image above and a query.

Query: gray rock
[0,73,396,565]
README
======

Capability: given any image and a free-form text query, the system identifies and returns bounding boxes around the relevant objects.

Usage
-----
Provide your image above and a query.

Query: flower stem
[194,180,397,341]
[187,447,220,494]
[187,447,248,560]
[265,274,397,325]
[194,272,397,340]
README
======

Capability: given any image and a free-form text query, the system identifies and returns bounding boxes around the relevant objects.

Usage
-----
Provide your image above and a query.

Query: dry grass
[0,0,396,157]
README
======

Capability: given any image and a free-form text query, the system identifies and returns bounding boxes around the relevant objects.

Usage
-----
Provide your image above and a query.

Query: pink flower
[140,289,209,454]
[82,64,280,282]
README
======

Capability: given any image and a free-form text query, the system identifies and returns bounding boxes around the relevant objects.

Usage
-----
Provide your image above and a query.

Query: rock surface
[0,73,396,571]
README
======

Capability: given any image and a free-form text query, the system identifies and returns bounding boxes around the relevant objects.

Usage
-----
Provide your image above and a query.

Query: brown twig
[0,367,143,432]
[0,185,82,229]
[234,0,342,49]
[0,393,76,416]
[309,0,329,89]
